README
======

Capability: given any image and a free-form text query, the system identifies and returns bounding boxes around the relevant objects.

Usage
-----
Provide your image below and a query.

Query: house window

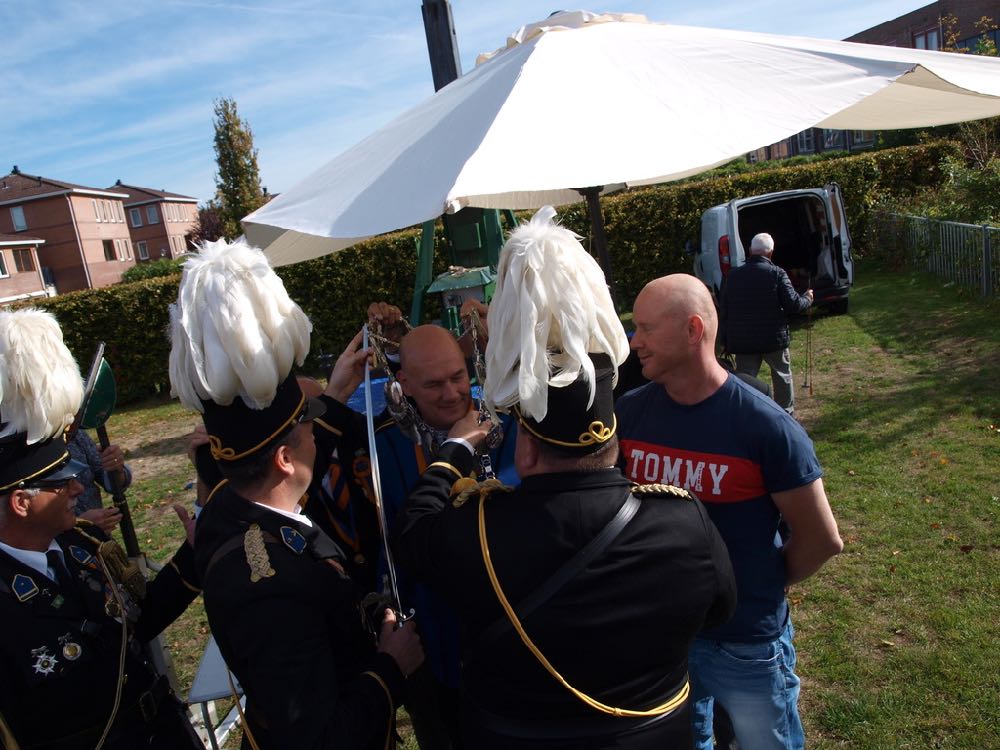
[0,251,8,277]
[115,203,125,223]
[13,248,34,272]
[146,205,160,224]
[10,205,27,231]
[914,27,940,50]
[137,241,149,260]
[796,130,815,153]
[129,207,143,227]
[852,130,874,145]
[823,129,844,150]
[92,199,101,222]
[103,240,116,261]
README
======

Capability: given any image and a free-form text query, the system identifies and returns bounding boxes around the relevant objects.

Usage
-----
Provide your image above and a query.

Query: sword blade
[362,325,404,613]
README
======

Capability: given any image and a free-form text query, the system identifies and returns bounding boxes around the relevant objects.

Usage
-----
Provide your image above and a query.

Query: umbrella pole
[578,187,620,312]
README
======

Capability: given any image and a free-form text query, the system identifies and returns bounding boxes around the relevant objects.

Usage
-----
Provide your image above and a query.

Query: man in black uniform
[394,207,736,749]
[0,308,201,750]
[169,238,423,750]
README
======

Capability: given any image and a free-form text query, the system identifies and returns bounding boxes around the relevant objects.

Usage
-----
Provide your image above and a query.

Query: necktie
[45,549,76,591]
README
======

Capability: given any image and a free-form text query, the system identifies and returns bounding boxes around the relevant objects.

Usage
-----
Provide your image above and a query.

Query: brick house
[748,1,998,164]
[846,0,999,50]
[106,181,198,261]
[0,234,49,305]
[0,168,136,293]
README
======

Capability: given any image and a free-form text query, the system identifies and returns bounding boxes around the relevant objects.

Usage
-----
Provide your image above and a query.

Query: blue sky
[2,0,926,205]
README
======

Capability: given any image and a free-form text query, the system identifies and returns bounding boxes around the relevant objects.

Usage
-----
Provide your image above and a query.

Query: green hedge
[24,142,958,404]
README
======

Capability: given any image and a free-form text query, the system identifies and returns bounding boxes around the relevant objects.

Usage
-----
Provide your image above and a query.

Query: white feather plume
[485,206,630,421]
[0,309,84,444]
[168,238,312,412]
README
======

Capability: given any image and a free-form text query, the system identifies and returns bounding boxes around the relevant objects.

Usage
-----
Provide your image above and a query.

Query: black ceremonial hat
[201,372,325,463]
[513,353,617,455]
[0,431,88,493]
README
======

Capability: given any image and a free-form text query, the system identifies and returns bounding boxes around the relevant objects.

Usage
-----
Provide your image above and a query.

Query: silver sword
[362,324,412,622]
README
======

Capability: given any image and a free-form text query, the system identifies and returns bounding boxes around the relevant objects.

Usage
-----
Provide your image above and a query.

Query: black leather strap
[477,492,641,650]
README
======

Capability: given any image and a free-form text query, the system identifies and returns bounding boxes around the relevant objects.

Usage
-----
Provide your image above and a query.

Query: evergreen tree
[212,97,264,239]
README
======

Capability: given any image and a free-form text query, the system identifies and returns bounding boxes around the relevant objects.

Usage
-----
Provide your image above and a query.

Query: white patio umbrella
[243,10,1000,268]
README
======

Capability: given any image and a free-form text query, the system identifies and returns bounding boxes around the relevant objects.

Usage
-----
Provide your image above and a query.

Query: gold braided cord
[361,671,395,750]
[228,670,262,750]
[476,496,689,718]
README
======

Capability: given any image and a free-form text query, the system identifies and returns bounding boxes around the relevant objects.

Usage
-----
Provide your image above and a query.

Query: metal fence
[876,213,999,297]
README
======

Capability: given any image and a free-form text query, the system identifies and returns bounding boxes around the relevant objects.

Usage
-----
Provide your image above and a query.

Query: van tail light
[719,235,732,276]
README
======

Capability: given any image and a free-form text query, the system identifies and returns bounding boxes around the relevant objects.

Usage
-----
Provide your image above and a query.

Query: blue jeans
[688,620,803,750]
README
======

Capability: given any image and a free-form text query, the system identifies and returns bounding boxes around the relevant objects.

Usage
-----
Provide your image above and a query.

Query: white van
[693,184,854,313]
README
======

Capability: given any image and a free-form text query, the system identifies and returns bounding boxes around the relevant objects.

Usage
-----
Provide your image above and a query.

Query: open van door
[825,182,854,296]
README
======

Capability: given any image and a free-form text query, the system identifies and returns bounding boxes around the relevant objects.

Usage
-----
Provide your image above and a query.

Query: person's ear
[273,444,296,479]
[7,489,33,519]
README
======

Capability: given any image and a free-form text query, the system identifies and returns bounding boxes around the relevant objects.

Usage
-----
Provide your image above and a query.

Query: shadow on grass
[794,264,1000,454]
[126,434,191,459]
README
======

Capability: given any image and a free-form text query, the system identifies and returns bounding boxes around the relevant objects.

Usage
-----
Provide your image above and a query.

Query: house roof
[0,233,45,246]
[0,169,127,207]
[106,181,198,206]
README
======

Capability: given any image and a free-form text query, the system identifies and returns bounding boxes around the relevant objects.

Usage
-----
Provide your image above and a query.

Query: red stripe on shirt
[620,439,765,503]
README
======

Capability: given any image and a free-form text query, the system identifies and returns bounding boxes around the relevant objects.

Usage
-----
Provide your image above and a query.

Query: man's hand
[323,329,370,404]
[805,289,815,303]
[460,299,489,339]
[187,424,209,465]
[447,407,490,449]
[377,609,424,678]
[172,504,197,547]
[367,301,406,346]
[99,444,127,474]
[80,507,123,533]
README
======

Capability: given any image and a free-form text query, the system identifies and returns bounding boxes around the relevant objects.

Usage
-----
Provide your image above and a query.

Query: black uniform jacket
[0,521,199,750]
[194,484,404,750]
[719,254,812,354]
[395,443,737,747]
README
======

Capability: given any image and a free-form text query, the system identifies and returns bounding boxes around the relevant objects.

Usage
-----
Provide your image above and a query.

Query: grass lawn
[105,261,998,748]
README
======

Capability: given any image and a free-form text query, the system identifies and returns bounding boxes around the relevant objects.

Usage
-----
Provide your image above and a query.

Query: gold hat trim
[515,407,617,449]
[209,391,306,462]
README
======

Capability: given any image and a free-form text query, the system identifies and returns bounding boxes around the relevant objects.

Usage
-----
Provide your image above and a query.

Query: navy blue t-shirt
[616,375,822,642]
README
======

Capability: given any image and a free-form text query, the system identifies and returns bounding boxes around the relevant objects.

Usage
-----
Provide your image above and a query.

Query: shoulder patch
[632,483,695,500]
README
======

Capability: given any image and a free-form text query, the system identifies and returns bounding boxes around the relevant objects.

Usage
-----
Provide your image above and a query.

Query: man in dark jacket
[395,207,737,749]
[719,232,813,414]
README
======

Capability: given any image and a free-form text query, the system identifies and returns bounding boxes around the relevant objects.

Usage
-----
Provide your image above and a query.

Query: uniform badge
[12,574,39,602]
[69,545,93,565]
[31,646,58,675]
[59,633,83,661]
[244,524,276,583]
[280,526,307,555]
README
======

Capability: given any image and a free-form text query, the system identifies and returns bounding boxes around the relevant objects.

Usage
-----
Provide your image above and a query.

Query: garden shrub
[23,142,958,403]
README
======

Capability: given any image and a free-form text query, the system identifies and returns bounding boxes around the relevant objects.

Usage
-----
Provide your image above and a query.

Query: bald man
[616,274,842,750]
[326,312,519,750]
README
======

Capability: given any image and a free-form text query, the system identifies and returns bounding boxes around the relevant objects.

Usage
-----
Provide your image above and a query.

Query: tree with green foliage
[189,198,227,246]
[212,97,264,239]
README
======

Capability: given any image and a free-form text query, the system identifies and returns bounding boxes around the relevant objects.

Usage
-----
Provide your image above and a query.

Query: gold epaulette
[631,483,695,500]
[451,477,514,508]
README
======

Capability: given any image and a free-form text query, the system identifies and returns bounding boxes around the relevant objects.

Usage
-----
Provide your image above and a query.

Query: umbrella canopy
[244,10,1000,267]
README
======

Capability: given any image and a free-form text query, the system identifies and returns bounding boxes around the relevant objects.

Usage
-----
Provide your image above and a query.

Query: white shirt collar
[252,502,313,528]
[0,539,64,582]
